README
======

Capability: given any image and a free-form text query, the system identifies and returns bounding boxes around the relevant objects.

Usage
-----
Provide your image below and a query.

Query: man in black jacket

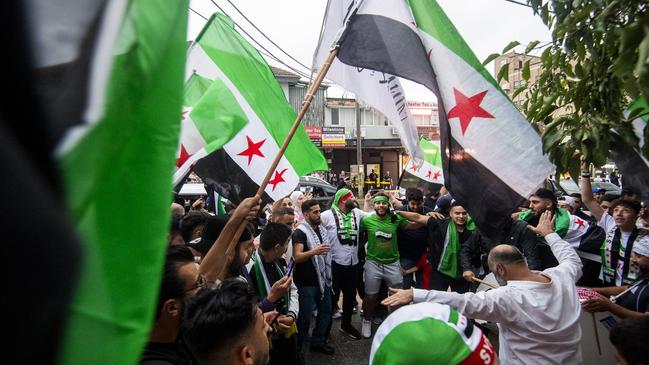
[397,188,434,289]
[460,218,541,283]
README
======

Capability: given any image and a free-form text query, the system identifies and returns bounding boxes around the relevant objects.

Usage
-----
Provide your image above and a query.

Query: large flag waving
[611,97,649,201]
[56,1,188,364]
[321,0,553,236]
[186,14,327,203]
[313,0,424,161]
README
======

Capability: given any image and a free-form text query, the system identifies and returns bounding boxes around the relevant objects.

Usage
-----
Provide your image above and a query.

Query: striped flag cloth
[320,0,553,237]
[186,13,327,204]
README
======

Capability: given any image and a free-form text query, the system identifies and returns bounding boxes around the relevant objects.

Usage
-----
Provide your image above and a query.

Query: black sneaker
[310,344,335,355]
[339,324,362,340]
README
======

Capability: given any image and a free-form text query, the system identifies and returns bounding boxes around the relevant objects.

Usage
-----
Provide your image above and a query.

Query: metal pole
[356,100,363,197]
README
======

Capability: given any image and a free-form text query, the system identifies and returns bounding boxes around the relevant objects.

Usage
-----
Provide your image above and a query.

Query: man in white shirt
[383,211,583,364]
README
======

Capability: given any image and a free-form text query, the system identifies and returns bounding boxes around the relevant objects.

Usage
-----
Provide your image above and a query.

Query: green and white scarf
[251,249,288,313]
[519,208,571,237]
[438,218,476,278]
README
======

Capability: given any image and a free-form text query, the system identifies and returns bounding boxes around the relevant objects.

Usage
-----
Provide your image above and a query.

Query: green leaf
[541,47,552,65]
[497,63,510,83]
[482,53,501,66]
[574,62,584,78]
[522,60,531,81]
[512,86,527,99]
[525,40,541,54]
[502,41,521,54]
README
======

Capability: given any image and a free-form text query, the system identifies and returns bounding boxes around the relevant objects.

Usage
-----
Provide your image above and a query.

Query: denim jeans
[400,257,423,289]
[296,285,332,349]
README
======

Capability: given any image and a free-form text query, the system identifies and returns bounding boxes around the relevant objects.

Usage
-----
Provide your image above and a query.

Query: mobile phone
[285,257,296,277]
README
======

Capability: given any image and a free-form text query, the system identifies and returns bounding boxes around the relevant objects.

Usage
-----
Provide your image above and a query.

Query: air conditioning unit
[391,127,399,135]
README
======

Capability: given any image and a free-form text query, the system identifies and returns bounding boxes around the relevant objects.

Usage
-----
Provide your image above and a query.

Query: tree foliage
[486,0,649,177]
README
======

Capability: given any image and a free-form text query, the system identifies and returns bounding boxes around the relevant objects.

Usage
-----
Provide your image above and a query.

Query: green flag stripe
[58,1,187,364]
[195,14,326,174]
[184,72,213,107]
[189,77,249,154]
[407,0,503,94]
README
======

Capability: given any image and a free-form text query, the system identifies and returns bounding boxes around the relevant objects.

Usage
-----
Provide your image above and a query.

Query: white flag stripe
[173,148,207,187]
[418,31,553,197]
[314,0,423,161]
[190,45,299,200]
[405,158,444,184]
[179,109,206,155]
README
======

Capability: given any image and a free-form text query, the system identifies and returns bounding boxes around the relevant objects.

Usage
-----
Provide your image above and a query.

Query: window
[331,109,339,125]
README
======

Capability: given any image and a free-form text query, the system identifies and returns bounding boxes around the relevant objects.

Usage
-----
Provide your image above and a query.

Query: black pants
[430,270,471,293]
[269,334,298,365]
[331,261,358,326]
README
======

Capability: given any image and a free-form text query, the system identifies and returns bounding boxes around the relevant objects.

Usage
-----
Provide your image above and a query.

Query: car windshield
[592,181,620,191]
[559,179,579,194]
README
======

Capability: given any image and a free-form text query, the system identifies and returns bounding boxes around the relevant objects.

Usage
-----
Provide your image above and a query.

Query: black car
[297,176,337,210]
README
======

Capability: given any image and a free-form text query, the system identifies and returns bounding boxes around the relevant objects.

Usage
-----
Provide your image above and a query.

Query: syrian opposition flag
[186,14,327,204]
[53,1,189,364]
[611,97,649,202]
[313,1,424,161]
[321,0,553,237]
[399,138,444,197]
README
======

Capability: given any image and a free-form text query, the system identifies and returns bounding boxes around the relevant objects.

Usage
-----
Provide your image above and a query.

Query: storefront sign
[322,127,346,148]
[304,126,322,147]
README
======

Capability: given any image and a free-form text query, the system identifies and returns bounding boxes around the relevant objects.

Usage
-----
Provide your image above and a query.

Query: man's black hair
[155,245,195,320]
[182,279,258,364]
[170,215,182,237]
[180,211,210,242]
[532,188,558,210]
[610,317,649,365]
[610,198,642,215]
[259,222,292,251]
[569,193,582,199]
[405,188,424,202]
[301,199,320,213]
[621,188,636,197]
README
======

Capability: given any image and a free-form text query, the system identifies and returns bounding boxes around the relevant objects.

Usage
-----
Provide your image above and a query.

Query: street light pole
[356,100,363,197]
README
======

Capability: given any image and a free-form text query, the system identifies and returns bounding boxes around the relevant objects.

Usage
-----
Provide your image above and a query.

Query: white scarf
[297,221,332,297]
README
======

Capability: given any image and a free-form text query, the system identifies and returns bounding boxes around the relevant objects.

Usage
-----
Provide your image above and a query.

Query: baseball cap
[592,187,606,194]
[370,303,496,365]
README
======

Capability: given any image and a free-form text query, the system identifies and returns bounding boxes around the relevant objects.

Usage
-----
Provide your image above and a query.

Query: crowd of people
[142,158,649,365]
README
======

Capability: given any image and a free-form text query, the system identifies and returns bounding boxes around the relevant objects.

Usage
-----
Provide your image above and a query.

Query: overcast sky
[188,0,551,101]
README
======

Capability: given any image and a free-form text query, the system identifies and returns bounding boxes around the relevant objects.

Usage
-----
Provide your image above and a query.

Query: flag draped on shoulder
[313,0,423,161]
[321,0,553,237]
[186,13,327,203]
[611,97,649,201]
[56,1,188,364]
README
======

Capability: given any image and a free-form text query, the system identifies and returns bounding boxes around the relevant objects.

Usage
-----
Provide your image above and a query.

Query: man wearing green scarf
[399,201,476,294]
[320,188,371,340]
[359,193,423,338]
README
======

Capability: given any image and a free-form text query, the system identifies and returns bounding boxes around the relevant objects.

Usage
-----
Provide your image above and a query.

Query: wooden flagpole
[219,48,340,276]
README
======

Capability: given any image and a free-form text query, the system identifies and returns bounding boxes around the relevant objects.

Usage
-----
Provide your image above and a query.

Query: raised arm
[580,156,605,222]
[395,210,429,225]
[535,211,583,281]
[199,196,260,284]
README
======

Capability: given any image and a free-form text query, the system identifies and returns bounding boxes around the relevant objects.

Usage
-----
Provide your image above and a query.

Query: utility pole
[356,100,363,197]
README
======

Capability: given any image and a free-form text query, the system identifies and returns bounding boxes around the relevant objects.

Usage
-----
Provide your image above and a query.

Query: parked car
[297,176,337,210]
[555,179,621,197]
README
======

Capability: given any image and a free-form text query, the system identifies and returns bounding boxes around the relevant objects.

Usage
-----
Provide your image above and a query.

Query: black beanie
[191,215,253,256]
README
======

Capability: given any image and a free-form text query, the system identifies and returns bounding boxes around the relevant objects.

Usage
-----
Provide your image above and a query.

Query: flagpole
[217,49,340,277]
[255,48,339,196]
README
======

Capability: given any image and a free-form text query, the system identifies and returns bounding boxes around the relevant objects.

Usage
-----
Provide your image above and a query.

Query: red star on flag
[237,136,266,165]
[575,218,586,229]
[433,171,441,180]
[447,88,495,135]
[268,168,288,191]
[426,170,432,178]
[176,145,191,168]
[410,163,418,172]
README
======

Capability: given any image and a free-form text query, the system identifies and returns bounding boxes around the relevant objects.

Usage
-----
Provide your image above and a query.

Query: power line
[208,0,313,79]
[223,0,312,71]
[189,7,209,21]
[502,0,532,8]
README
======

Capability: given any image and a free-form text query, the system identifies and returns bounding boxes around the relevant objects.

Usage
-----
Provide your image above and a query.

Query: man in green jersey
[360,192,421,338]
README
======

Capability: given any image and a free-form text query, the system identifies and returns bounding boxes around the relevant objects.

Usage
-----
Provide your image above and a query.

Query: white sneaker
[332,309,342,319]
[361,319,372,338]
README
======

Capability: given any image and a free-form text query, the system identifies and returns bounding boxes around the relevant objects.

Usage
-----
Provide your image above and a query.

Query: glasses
[184,274,208,294]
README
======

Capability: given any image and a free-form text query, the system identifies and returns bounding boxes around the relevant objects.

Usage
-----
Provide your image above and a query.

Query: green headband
[373,196,389,203]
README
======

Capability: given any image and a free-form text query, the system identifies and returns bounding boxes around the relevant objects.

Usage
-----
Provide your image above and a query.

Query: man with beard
[182,279,272,365]
[582,239,649,318]
[384,211,584,364]
[320,188,372,339]
[140,245,204,364]
[519,188,605,287]
[292,200,334,356]
[359,192,422,338]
